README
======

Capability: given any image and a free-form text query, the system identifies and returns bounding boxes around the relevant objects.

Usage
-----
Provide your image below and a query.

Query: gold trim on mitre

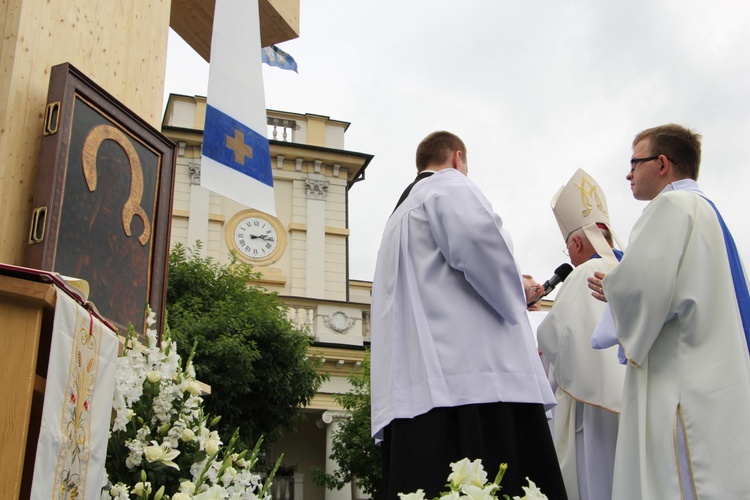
[551,168,624,268]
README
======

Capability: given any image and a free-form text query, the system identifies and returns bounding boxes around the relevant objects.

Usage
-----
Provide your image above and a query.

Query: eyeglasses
[629,155,677,174]
[629,156,659,173]
[563,238,573,256]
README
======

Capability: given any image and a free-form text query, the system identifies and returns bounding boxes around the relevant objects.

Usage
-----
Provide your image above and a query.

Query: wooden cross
[225,128,253,164]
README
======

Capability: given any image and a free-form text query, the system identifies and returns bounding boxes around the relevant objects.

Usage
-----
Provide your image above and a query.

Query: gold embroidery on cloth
[52,309,102,499]
[576,176,608,218]
[673,404,698,500]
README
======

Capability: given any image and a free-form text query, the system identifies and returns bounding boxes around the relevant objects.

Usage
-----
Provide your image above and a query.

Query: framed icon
[24,63,176,339]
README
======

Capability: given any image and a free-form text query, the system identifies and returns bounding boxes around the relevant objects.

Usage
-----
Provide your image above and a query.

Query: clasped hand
[587,271,607,302]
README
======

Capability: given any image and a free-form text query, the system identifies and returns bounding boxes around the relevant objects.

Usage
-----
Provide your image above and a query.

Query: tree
[313,352,381,499]
[166,243,326,451]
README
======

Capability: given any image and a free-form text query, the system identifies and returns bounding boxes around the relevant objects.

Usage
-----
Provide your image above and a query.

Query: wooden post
[0,274,56,498]
[0,0,171,266]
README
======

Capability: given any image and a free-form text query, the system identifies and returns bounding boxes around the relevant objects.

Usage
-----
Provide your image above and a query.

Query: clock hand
[248,234,275,241]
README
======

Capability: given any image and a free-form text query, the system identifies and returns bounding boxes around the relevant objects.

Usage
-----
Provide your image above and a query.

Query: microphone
[528,263,574,306]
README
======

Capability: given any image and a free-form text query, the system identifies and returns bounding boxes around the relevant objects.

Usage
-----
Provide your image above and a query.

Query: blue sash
[592,248,624,262]
[703,197,750,353]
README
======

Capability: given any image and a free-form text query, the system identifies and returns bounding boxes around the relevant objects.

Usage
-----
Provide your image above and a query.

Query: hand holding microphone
[527,263,574,307]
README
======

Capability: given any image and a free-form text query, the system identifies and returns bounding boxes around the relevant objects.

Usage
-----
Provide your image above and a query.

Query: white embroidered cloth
[31,290,118,499]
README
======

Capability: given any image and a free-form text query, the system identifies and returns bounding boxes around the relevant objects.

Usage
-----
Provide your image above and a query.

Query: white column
[293,473,305,500]
[322,410,352,500]
[305,175,329,298]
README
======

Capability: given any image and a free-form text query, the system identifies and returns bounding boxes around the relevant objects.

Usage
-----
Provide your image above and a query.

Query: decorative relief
[82,124,151,246]
[324,310,354,334]
[188,161,201,185]
[321,410,350,425]
[305,178,329,200]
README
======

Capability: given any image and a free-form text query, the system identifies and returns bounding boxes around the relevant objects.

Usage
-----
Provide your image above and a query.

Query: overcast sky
[164,0,750,285]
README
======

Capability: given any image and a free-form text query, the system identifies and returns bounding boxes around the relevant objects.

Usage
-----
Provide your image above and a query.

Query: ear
[657,154,671,176]
[451,150,463,170]
[570,235,583,254]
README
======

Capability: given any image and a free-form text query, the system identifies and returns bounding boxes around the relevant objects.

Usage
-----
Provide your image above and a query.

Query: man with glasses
[371,131,567,499]
[537,169,626,500]
[588,124,750,499]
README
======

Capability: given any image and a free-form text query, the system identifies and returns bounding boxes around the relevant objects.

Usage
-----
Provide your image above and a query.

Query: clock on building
[226,210,286,265]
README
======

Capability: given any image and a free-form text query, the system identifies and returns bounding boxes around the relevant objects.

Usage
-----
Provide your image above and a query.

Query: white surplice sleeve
[591,304,627,364]
[423,178,527,326]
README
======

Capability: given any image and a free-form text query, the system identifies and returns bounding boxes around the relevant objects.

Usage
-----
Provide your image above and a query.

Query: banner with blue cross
[200,0,276,216]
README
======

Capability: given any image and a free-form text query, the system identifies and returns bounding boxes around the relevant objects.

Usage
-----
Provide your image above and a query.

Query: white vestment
[31,291,118,500]
[604,182,750,499]
[371,168,555,440]
[538,257,625,500]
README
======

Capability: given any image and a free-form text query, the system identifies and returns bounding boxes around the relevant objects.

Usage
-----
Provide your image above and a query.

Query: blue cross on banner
[203,104,272,187]
[201,0,276,216]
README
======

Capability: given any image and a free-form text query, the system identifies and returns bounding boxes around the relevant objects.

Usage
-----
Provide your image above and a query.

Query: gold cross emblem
[225,129,253,164]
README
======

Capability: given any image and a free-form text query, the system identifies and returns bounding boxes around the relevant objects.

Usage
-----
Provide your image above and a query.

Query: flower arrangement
[101,307,279,499]
[397,458,548,500]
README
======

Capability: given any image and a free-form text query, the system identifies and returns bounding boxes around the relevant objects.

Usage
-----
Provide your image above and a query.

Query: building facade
[162,94,374,500]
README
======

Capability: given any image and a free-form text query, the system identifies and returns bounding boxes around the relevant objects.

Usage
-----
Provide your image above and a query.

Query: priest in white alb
[537,168,626,500]
[371,131,567,499]
[588,124,750,499]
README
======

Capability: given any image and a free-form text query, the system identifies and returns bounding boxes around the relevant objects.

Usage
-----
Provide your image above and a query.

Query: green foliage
[166,243,326,451]
[312,352,381,499]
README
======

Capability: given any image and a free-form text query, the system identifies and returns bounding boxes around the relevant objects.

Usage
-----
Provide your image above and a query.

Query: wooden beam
[170,0,300,62]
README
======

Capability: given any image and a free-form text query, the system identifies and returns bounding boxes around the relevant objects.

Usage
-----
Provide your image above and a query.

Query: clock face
[233,217,279,260]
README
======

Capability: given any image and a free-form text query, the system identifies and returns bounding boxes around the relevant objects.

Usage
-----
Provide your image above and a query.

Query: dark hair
[415,131,467,171]
[633,124,702,180]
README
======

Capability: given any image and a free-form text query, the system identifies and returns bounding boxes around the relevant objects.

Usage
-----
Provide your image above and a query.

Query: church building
[162,94,374,500]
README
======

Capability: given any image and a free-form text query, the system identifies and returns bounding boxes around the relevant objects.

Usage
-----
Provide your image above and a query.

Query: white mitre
[551,168,624,268]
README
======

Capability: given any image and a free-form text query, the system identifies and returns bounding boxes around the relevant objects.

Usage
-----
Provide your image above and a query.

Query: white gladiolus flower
[205,430,222,455]
[448,458,487,488]
[512,478,548,500]
[221,466,238,485]
[146,307,157,328]
[179,480,196,494]
[398,489,426,500]
[461,483,499,500]
[193,484,229,499]
[108,483,129,499]
[438,491,460,500]
[400,459,548,500]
